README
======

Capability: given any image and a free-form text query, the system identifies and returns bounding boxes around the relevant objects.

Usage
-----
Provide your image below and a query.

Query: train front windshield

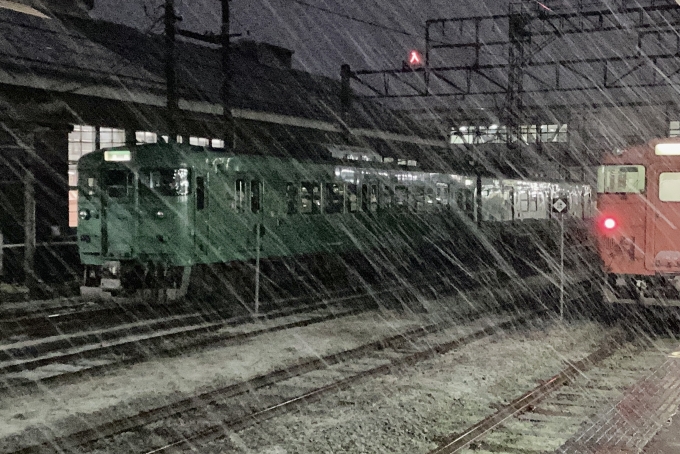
[597,165,645,193]
[139,168,191,197]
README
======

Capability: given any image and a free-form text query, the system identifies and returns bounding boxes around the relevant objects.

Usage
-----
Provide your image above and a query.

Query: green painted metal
[77,143,591,272]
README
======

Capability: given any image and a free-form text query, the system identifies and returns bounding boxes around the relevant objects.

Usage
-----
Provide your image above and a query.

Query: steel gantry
[351,0,680,110]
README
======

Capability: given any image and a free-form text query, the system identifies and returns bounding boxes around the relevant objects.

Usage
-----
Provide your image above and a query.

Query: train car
[596,137,680,304]
[77,142,593,298]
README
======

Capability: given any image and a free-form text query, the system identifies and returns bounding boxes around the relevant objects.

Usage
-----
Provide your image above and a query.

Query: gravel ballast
[203,320,609,453]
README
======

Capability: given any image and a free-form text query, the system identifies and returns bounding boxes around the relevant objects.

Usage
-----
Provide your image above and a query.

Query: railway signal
[404,50,424,69]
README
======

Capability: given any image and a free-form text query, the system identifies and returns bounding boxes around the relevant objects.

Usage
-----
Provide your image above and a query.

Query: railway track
[0,304,359,392]
[0,286,345,341]
[9,309,537,454]
[0,265,484,342]
[0,268,490,393]
[427,334,675,454]
[0,269,598,453]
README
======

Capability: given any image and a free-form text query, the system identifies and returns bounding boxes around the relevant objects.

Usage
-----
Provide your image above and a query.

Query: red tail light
[602,217,617,231]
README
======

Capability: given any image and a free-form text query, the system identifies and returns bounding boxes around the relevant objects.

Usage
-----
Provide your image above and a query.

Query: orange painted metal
[597,138,680,277]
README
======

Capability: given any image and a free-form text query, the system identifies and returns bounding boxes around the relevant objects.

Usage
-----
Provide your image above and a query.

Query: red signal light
[408,50,423,67]
[602,217,617,231]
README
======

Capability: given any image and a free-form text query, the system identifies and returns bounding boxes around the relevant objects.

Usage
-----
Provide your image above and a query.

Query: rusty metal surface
[557,350,680,454]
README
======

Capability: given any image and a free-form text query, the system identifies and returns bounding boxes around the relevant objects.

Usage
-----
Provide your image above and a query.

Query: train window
[597,165,645,193]
[286,183,298,215]
[381,185,393,210]
[140,168,190,197]
[436,184,449,207]
[325,183,344,214]
[251,180,261,213]
[425,187,435,208]
[412,186,425,211]
[370,185,378,212]
[394,186,408,210]
[455,190,464,210]
[103,170,133,198]
[519,192,529,212]
[659,173,680,202]
[196,177,205,210]
[235,179,246,213]
[346,184,358,213]
[530,193,538,212]
[456,189,475,220]
[360,185,378,212]
[301,182,320,214]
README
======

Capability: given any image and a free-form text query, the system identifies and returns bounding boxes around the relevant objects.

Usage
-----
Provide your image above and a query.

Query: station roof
[0,6,445,146]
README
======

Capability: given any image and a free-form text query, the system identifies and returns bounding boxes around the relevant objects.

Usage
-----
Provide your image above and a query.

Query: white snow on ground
[0,309,428,440]
[225,321,610,454]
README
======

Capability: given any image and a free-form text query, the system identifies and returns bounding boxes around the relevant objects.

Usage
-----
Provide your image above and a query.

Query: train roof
[77,142,421,173]
[78,143,591,191]
[601,137,680,166]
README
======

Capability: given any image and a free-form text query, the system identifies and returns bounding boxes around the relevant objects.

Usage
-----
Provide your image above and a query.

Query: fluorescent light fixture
[104,150,131,162]
[655,143,680,156]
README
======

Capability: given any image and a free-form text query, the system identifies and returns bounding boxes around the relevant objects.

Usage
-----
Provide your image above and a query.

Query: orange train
[597,138,680,303]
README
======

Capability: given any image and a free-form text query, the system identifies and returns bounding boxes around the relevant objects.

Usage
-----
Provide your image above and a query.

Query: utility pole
[165,0,178,142]
[24,164,36,297]
[505,5,531,149]
[340,64,352,124]
[221,0,234,150]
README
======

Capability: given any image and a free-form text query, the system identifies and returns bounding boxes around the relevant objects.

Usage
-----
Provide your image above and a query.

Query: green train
[77,142,593,296]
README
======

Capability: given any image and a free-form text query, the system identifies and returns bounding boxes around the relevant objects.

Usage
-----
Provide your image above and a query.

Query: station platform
[557,347,680,453]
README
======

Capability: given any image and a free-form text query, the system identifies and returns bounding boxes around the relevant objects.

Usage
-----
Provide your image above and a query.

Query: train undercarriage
[82,261,190,299]
[604,273,680,306]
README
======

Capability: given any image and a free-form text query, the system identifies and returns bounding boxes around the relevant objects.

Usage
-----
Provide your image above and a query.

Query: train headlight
[602,217,617,231]
[78,209,91,220]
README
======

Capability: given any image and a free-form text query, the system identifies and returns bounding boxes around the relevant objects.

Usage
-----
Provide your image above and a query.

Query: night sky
[89,0,512,79]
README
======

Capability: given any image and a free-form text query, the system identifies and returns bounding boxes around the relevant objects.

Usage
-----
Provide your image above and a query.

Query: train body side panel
[597,194,647,275]
[645,164,680,274]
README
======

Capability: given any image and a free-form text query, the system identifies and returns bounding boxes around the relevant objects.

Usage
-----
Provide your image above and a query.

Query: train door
[455,187,475,221]
[230,175,252,258]
[646,165,680,271]
[250,179,264,252]
[194,173,209,258]
[101,168,136,258]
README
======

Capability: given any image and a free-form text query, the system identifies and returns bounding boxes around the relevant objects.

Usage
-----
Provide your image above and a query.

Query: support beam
[221,0,234,150]
[340,64,352,123]
[352,1,680,109]
[164,0,178,142]
[23,165,36,296]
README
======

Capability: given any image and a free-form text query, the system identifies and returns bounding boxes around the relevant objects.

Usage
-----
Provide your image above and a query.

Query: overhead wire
[281,0,417,37]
